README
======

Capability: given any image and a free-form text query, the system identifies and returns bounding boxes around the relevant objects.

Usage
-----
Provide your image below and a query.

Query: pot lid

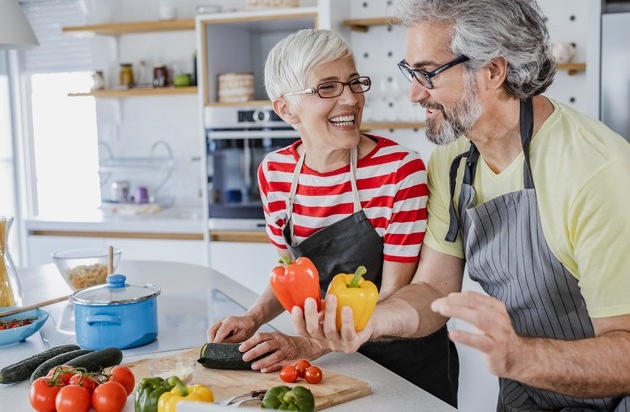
[69,274,161,306]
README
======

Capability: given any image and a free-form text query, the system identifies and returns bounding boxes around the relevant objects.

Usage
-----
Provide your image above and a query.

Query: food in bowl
[66,263,109,290]
[52,248,122,291]
[0,308,49,346]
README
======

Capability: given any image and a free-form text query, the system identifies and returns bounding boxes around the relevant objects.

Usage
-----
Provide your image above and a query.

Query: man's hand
[431,290,523,377]
[291,295,373,354]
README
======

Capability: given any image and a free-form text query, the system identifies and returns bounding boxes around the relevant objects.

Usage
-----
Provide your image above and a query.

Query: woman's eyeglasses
[397,55,469,89]
[282,76,371,99]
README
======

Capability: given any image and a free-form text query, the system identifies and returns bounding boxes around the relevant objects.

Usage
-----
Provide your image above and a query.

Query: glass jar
[119,63,134,88]
[0,216,22,307]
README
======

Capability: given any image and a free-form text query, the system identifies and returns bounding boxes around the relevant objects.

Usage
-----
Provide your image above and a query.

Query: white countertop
[0,261,456,411]
[25,206,205,234]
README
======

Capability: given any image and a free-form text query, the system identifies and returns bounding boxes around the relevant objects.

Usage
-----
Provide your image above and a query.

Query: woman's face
[289,56,366,152]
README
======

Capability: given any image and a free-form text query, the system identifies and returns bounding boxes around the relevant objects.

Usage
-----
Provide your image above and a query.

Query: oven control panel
[205,106,289,129]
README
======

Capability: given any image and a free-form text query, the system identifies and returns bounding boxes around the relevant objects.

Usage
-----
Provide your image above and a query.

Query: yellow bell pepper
[157,376,214,412]
[326,266,378,331]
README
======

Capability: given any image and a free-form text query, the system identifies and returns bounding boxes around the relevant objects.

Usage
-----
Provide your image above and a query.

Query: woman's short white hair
[264,29,354,101]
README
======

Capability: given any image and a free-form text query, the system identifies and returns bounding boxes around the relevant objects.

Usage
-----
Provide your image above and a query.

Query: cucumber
[0,344,80,384]
[197,342,263,370]
[29,349,93,383]
[65,347,123,373]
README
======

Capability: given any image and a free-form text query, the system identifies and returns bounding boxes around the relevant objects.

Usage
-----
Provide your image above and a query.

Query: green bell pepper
[261,385,315,411]
[134,376,176,412]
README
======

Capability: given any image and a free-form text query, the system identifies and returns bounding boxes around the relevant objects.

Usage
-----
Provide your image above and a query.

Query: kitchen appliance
[205,106,299,230]
[601,0,630,141]
[68,274,160,350]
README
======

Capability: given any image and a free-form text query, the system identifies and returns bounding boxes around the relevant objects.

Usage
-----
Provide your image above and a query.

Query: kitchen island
[0,261,456,411]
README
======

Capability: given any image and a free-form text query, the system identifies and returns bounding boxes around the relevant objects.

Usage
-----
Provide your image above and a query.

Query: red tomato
[304,365,323,384]
[29,377,61,412]
[46,365,77,385]
[108,365,135,395]
[69,373,98,394]
[294,359,311,378]
[55,384,91,412]
[92,380,127,412]
[279,364,299,383]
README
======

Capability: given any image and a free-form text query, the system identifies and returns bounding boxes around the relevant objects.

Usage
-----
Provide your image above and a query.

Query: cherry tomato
[46,365,76,386]
[294,359,311,378]
[108,365,135,395]
[55,384,91,412]
[304,365,323,384]
[29,377,61,412]
[69,373,98,394]
[279,364,299,383]
[92,380,128,412]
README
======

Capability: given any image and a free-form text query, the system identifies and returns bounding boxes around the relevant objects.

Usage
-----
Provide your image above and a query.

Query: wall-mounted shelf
[69,86,197,98]
[557,63,586,75]
[361,121,425,131]
[342,17,399,32]
[62,19,195,35]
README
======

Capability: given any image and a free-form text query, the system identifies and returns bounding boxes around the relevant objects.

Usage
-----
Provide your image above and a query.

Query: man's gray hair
[264,29,354,101]
[390,0,556,98]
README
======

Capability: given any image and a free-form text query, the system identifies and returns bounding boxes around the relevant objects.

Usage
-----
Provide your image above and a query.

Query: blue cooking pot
[69,274,161,350]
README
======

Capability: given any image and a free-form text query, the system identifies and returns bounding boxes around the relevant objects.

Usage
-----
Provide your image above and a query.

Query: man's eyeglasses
[397,55,469,89]
[282,76,371,99]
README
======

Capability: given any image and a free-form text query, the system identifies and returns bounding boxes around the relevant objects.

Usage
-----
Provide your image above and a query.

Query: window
[21,0,101,216]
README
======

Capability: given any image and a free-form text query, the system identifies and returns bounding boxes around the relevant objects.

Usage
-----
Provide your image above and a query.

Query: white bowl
[51,247,122,291]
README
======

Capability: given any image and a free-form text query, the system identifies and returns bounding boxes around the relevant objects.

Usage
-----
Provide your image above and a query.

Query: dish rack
[98,140,175,206]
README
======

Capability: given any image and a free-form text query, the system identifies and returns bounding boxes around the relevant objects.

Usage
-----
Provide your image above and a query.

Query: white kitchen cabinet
[208,240,277,293]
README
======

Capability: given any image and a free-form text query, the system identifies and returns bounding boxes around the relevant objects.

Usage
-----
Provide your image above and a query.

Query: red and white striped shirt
[258,135,427,263]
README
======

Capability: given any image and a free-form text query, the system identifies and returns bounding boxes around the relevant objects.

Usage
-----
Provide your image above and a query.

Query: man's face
[404,22,482,145]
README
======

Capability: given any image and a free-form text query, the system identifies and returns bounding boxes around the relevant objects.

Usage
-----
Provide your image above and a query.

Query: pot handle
[86,314,122,326]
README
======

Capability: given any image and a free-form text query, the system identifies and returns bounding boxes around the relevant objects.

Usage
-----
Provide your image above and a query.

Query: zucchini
[197,342,263,370]
[65,347,123,373]
[29,349,93,383]
[0,344,80,384]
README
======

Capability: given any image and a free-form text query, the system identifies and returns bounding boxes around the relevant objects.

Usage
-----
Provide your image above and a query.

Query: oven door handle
[207,129,300,139]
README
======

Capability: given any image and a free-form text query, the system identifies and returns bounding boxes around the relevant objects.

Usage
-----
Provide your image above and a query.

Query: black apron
[446,98,630,411]
[283,146,459,407]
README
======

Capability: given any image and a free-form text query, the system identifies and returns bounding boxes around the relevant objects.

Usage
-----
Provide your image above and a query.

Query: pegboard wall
[343,0,600,160]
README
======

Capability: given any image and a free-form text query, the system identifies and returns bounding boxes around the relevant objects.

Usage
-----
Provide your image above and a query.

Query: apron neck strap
[520,98,535,190]
[286,146,361,244]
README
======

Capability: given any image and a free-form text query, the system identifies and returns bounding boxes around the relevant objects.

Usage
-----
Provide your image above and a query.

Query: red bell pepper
[270,256,321,312]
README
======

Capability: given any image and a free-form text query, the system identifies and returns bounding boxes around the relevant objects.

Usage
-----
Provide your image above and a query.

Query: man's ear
[486,57,509,90]
[273,98,299,124]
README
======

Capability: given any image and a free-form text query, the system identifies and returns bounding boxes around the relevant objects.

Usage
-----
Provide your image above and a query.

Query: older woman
[207,29,458,407]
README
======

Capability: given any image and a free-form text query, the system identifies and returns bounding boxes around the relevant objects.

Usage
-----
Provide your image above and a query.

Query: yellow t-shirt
[424,98,630,318]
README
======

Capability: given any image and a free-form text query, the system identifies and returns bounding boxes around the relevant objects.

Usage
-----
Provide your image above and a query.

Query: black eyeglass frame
[397,55,469,89]
[281,76,372,99]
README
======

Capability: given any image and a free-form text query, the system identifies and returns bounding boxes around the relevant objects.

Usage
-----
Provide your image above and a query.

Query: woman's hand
[239,332,328,373]
[207,315,258,343]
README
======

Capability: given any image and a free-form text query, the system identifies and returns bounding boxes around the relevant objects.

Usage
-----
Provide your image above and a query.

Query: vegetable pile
[0,316,36,330]
[135,375,213,412]
[280,359,323,385]
[261,385,315,411]
[29,363,134,412]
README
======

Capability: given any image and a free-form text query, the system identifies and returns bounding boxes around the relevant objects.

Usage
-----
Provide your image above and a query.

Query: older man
[293,1,630,410]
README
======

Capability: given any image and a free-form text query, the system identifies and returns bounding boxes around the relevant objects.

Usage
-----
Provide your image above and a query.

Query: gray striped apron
[446,98,629,411]
[283,146,459,407]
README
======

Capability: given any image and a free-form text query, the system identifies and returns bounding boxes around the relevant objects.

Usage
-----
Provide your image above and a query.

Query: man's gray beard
[425,77,482,146]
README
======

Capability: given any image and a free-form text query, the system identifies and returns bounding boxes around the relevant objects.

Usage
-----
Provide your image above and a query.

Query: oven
[205,106,299,230]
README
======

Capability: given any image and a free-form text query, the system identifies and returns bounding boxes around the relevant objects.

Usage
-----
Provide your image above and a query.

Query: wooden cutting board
[124,347,371,410]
